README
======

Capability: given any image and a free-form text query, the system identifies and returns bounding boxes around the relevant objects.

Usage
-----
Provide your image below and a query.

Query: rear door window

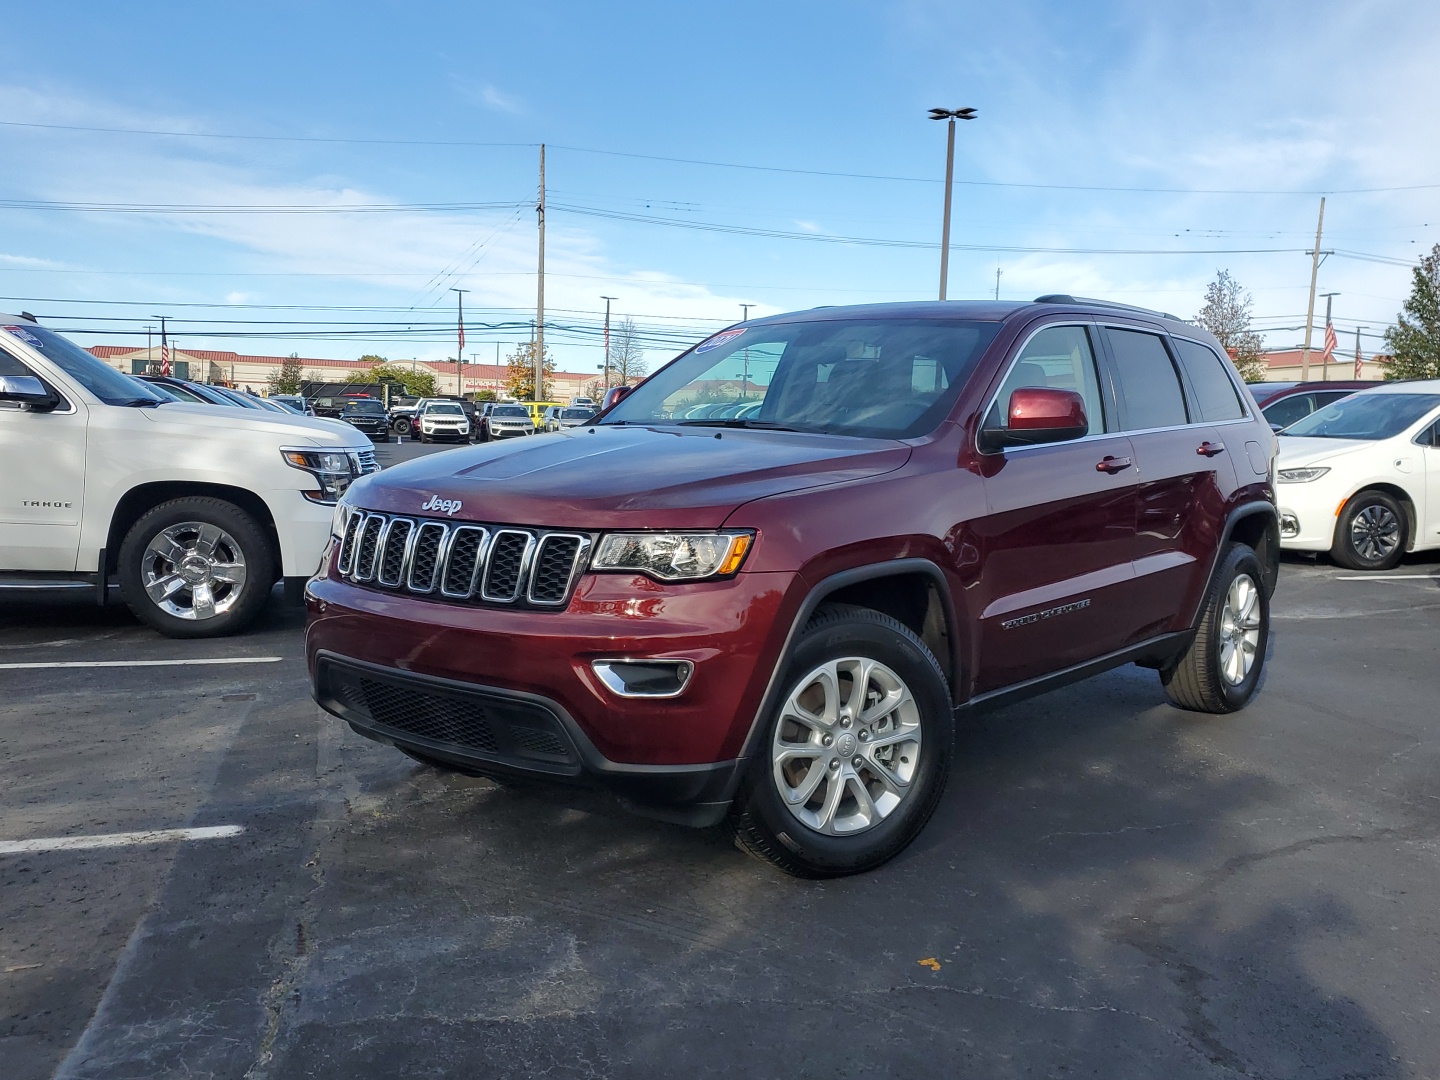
[1262,394,1315,431]
[1105,328,1189,431]
[1172,338,1245,422]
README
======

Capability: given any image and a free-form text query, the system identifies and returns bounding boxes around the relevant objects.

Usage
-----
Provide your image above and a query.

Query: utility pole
[601,295,617,391]
[1319,292,1339,382]
[144,324,154,370]
[994,266,1002,300]
[535,144,546,402]
[929,107,977,301]
[495,341,501,396]
[739,304,755,396]
[1354,326,1368,380]
[451,287,468,397]
[1301,196,1326,381]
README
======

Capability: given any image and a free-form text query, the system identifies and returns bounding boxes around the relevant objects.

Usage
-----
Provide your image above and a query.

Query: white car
[0,314,377,636]
[1275,380,1440,570]
[416,400,471,443]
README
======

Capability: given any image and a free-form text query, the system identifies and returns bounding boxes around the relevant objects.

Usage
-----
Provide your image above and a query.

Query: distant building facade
[88,345,603,400]
[1257,348,1390,382]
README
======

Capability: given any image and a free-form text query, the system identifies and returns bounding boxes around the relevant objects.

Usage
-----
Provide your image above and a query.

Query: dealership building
[87,345,604,400]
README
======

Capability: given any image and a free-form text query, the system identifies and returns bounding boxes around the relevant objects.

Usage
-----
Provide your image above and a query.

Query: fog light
[1279,512,1300,538]
[592,659,695,698]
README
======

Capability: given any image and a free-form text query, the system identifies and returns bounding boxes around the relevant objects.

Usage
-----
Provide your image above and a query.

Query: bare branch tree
[608,318,647,386]
[1195,270,1268,382]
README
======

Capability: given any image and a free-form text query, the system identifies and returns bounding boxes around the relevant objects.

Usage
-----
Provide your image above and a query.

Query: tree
[504,339,556,400]
[1382,244,1440,380]
[607,317,648,386]
[1195,270,1268,382]
[267,352,304,395]
[367,362,437,398]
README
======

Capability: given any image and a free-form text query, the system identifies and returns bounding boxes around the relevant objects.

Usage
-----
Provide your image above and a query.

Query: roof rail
[1033,294,1180,322]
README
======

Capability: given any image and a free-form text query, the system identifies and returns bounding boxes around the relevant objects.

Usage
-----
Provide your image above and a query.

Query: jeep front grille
[335,510,590,609]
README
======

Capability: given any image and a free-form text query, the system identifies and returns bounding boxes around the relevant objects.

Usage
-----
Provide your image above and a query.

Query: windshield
[493,405,529,417]
[343,400,386,414]
[601,318,1001,438]
[1281,392,1440,440]
[1,322,168,406]
[560,408,594,420]
[426,403,464,415]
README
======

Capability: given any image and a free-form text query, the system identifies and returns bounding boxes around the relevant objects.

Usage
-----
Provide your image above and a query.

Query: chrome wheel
[1217,573,1262,686]
[1349,503,1401,562]
[140,521,248,621]
[771,656,922,836]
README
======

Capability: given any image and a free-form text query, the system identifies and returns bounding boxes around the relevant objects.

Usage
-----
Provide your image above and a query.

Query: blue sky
[1,0,1436,374]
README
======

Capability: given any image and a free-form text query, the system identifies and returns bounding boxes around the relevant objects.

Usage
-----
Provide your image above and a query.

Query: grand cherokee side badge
[1001,598,1090,630]
[421,495,462,516]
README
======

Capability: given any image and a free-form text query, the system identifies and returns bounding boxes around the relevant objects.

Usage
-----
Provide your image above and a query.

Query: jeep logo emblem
[421,495,462,516]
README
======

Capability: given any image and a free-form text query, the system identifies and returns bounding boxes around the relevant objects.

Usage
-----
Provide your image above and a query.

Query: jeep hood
[350,424,912,528]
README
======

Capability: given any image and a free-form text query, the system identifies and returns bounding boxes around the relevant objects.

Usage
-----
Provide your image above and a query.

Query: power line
[5,118,1437,196]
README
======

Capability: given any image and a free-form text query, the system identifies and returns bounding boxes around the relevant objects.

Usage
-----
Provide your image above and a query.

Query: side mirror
[601,384,632,412]
[0,374,58,411]
[980,387,1088,451]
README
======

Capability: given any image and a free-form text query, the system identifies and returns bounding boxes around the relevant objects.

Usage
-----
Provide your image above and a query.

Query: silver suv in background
[478,402,535,441]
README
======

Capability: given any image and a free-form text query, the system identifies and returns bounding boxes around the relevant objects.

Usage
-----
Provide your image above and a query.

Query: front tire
[1160,543,1269,713]
[728,604,953,878]
[117,497,275,638]
[1331,489,1407,571]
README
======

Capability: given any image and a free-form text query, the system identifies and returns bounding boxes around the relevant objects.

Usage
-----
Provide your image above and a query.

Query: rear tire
[1160,543,1269,713]
[1330,489,1407,571]
[117,497,274,639]
[727,604,953,878]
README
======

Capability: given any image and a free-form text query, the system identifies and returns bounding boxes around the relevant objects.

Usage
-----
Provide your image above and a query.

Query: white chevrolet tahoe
[0,315,378,637]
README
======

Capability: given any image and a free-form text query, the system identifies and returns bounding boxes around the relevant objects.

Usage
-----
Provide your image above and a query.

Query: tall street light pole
[1354,326,1368,380]
[601,295,617,391]
[929,107,977,301]
[1319,291,1339,382]
[739,304,755,397]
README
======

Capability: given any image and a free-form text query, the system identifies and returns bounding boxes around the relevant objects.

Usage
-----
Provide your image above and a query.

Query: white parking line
[0,656,283,670]
[1334,575,1437,582]
[0,825,245,855]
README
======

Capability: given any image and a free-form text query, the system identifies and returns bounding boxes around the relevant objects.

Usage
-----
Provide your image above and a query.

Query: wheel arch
[734,559,961,769]
[105,482,282,579]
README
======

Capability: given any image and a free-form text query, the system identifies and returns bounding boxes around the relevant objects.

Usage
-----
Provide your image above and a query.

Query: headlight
[1277,466,1330,483]
[591,531,753,581]
[282,447,360,504]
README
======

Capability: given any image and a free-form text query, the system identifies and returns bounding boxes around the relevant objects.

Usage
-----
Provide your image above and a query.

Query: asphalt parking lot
[4,441,1439,1079]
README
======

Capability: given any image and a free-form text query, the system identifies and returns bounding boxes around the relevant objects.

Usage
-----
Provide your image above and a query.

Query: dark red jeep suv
[306,297,1278,877]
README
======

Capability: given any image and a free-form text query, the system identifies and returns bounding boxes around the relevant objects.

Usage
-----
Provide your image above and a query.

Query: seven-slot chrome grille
[335,509,591,609]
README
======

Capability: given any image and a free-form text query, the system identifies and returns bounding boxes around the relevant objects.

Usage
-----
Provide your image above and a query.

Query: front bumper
[489,425,532,438]
[305,568,797,821]
[421,424,470,440]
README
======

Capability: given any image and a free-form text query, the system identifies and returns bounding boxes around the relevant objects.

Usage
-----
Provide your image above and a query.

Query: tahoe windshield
[1281,393,1440,440]
[2,321,168,406]
[601,318,1001,438]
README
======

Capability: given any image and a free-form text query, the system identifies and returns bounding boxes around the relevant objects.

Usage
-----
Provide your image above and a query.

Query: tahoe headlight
[1277,466,1330,483]
[283,447,362,504]
[591,531,753,581]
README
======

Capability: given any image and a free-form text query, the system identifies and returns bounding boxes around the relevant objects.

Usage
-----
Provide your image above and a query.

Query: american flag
[160,335,171,376]
[1320,319,1337,366]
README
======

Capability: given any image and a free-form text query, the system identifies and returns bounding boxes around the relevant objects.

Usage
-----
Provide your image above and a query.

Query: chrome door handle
[1196,442,1226,457]
[1096,456,1133,474]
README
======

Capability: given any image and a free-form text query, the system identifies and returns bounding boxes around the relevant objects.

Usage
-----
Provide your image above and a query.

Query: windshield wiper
[675,418,816,433]
[115,397,163,408]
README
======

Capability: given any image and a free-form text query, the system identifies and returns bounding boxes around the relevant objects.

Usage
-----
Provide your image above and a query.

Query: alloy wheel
[1349,503,1401,562]
[770,656,922,835]
[1217,572,1262,686]
[140,521,248,621]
